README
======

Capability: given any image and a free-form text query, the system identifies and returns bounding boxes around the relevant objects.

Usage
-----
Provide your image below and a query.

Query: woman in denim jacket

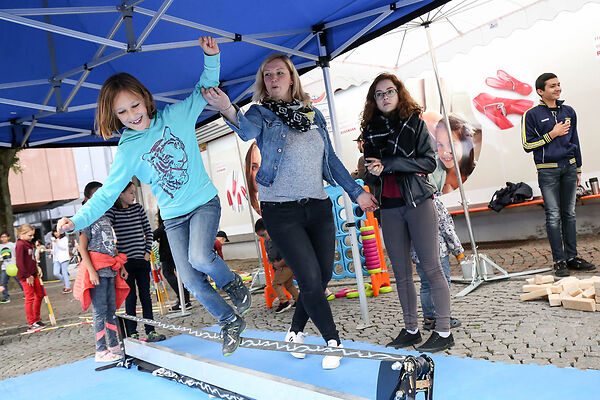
[202,53,377,369]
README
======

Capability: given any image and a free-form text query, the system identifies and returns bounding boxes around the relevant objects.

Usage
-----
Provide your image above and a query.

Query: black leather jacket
[363,116,437,208]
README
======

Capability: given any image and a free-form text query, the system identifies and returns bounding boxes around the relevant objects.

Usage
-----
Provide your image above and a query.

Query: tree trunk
[0,149,19,235]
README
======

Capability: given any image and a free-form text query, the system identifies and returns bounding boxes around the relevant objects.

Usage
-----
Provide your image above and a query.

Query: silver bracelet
[219,103,233,112]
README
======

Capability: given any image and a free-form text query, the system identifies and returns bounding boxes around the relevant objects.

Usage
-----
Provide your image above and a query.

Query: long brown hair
[252,53,311,107]
[360,73,422,131]
[95,73,157,140]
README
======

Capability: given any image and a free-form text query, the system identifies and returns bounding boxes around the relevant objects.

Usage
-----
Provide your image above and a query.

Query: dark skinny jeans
[124,258,155,335]
[261,198,339,343]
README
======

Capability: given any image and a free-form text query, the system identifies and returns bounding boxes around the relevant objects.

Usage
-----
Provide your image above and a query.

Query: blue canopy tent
[0,0,448,325]
[0,0,446,147]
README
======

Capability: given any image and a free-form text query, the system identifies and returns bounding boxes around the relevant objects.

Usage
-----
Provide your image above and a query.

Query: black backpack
[488,182,533,212]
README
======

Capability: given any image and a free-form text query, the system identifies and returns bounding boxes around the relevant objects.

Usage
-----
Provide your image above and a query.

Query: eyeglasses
[374,88,398,100]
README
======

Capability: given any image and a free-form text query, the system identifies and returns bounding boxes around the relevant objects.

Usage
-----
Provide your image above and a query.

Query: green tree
[0,149,20,235]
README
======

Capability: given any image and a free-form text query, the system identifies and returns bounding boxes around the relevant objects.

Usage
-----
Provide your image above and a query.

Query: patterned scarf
[362,113,419,158]
[261,99,315,132]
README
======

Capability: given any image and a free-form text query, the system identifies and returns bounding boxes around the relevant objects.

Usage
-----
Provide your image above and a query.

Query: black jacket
[363,114,437,208]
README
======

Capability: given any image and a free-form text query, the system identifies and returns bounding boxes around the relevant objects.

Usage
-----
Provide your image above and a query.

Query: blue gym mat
[2,328,599,399]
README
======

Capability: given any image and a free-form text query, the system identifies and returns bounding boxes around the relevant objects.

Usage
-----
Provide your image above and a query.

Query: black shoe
[36,320,46,327]
[386,329,422,348]
[275,301,292,313]
[553,260,570,277]
[222,273,252,315]
[416,332,454,353]
[146,331,166,342]
[221,315,246,356]
[566,257,596,271]
[169,302,181,312]
[423,318,435,331]
[184,302,193,309]
[450,317,462,329]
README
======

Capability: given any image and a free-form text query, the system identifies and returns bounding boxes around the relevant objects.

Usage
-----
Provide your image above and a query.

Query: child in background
[413,194,464,330]
[106,181,164,342]
[1,231,23,303]
[213,230,228,259]
[255,218,299,313]
[76,181,130,362]
[15,224,44,331]
[58,37,251,356]
[51,227,72,294]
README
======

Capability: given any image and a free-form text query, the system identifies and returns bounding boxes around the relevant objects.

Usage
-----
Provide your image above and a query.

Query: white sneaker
[95,350,121,363]
[322,339,343,370]
[284,330,306,359]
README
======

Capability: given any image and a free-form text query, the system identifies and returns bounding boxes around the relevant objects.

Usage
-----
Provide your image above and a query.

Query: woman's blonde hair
[95,73,157,140]
[18,223,34,236]
[252,54,311,107]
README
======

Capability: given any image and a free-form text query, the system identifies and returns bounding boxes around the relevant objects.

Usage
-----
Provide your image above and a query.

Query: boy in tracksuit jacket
[521,72,595,277]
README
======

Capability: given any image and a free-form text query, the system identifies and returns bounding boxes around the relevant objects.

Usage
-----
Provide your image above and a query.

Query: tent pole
[318,32,371,329]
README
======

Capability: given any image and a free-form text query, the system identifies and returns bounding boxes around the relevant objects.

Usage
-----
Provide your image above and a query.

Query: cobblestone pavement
[1,236,599,380]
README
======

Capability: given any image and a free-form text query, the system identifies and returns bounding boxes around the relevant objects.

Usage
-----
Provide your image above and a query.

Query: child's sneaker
[146,331,166,342]
[95,350,121,363]
[27,322,41,332]
[322,339,343,370]
[275,301,292,313]
[284,330,306,359]
[220,315,246,356]
[108,345,123,356]
[62,287,72,294]
[0,298,10,304]
[129,333,140,340]
[222,273,252,315]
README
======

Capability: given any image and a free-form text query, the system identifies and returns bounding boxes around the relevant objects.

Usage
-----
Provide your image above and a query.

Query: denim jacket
[225,104,365,202]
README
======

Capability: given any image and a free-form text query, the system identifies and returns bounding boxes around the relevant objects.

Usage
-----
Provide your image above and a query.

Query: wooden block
[526,278,535,285]
[548,294,562,307]
[550,286,562,294]
[582,287,595,299]
[522,284,552,293]
[520,288,551,301]
[579,281,594,290]
[594,282,600,297]
[561,297,596,312]
[562,282,581,295]
[534,274,554,285]
[568,288,583,297]
[554,276,578,288]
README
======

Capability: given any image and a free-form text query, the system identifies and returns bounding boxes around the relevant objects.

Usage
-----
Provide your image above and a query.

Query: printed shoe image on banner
[485,70,533,96]
[226,170,248,213]
[472,93,533,130]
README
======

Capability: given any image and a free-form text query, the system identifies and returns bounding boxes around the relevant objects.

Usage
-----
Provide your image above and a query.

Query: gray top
[264,239,283,263]
[258,127,328,202]
[81,215,118,278]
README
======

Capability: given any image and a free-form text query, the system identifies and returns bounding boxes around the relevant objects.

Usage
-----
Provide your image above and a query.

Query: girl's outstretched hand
[199,36,219,55]
[57,217,75,234]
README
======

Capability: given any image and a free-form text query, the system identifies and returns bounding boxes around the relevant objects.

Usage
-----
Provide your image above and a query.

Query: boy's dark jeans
[261,198,339,343]
[124,258,155,335]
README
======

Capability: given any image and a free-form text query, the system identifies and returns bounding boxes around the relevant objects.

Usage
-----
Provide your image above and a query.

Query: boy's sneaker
[566,257,596,271]
[129,333,140,340]
[95,350,121,363]
[275,301,292,313]
[0,298,10,304]
[146,331,166,342]
[322,339,343,370]
[108,345,123,356]
[416,332,454,353]
[423,318,435,331]
[222,273,252,315]
[284,330,306,359]
[386,329,422,348]
[553,260,570,277]
[221,315,246,356]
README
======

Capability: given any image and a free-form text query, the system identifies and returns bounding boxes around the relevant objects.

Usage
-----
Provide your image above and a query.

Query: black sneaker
[386,329,422,348]
[169,302,181,312]
[553,260,570,277]
[416,332,454,353]
[222,273,252,315]
[36,320,46,327]
[146,331,166,342]
[566,257,596,271]
[423,318,435,331]
[275,301,292,313]
[221,315,246,356]
[0,298,10,304]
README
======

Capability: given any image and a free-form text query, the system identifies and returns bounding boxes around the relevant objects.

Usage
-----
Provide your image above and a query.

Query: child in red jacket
[16,224,44,331]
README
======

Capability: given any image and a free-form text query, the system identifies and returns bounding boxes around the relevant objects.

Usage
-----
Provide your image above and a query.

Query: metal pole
[423,24,481,265]
[317,33,371,329]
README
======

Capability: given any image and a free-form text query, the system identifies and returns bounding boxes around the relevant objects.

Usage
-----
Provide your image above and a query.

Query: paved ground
[1,235,599,380]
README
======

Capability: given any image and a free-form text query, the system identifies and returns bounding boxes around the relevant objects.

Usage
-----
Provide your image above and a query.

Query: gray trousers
[380,197,451,332]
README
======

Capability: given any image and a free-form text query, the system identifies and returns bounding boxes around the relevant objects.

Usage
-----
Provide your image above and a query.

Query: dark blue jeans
[261,198,339,343]
[1,269,23,301]
[124,258,155,335]
[538,164,578,262]
[90,275,117,352]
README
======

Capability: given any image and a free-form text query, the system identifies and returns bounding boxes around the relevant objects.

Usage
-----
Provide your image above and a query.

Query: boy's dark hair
[83,181,103,204]
[535,73,557,94]
[254,218,266,233]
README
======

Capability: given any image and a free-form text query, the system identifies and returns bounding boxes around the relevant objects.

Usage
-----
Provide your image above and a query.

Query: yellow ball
[6,263,17,277]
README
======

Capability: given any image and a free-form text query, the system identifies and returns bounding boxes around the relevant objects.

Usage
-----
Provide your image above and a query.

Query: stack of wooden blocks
[519,274,600,312]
